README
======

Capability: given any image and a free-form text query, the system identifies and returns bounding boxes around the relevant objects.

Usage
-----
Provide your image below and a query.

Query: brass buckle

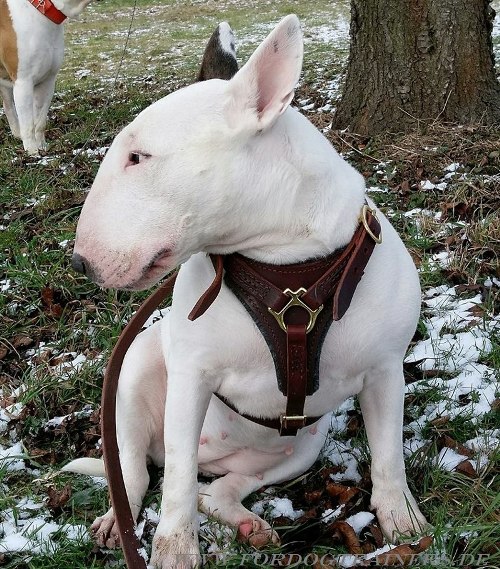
[359,204,382,244]
[280,414,307,428]
[268,288,323,334]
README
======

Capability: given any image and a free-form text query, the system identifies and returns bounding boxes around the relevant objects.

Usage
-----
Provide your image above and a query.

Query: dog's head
[72,15,303,289]
[53,0,92,19]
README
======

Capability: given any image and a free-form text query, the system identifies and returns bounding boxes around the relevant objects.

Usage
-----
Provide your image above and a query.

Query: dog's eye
[127,151,150,167]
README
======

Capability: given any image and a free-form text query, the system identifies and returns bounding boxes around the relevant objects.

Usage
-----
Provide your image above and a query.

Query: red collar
[28,0,67,24]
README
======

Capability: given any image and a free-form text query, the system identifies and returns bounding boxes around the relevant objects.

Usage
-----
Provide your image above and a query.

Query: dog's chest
[172,254,370,418]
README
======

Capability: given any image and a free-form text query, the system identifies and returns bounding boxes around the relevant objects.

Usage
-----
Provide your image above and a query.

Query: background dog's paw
[91,510,120,549]
[150,530,200,569]
[371,489,428,542]
[237,518,280,548]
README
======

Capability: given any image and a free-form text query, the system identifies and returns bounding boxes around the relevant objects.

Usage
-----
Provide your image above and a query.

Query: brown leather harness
[100,203,381,568]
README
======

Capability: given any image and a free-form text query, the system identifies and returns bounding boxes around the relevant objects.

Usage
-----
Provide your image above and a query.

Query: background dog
[0,0,91,155]
[67,15,427,569]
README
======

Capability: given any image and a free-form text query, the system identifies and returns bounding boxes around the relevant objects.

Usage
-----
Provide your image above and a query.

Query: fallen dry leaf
[46,484,72,511]
[41,287,64,318]
[305,489,323,503]
[367,523,384,548]
[438,434,474,458]
[361,536,433,566]
[325,482,360,504]
[329,520,363,554]
[11,334,34,350]
[455,460,477,478]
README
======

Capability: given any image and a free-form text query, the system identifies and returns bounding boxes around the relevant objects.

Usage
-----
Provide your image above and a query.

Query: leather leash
[102,274,178,569]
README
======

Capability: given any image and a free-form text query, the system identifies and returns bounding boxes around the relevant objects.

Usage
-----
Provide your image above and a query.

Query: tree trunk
[333,0,500,134]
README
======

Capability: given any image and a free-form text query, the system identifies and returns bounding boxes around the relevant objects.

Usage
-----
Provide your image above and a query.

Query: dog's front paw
[150,528,200,569]
[371,487,428,542]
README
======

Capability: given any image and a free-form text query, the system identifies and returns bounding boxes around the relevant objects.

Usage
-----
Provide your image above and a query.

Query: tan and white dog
[0,0,91,155]
[67,16,427,569]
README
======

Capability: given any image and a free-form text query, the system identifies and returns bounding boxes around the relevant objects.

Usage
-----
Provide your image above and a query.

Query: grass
[1,0,499,567]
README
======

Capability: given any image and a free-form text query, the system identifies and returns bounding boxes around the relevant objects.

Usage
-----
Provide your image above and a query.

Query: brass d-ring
[360,204,383,244]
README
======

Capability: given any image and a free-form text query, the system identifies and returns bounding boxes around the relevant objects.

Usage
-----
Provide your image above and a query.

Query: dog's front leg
[359,363,427,541]
[12,79,37,155]
[150,363,211,569]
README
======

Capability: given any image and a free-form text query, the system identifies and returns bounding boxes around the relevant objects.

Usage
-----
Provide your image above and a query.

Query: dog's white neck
[205,108,366,264]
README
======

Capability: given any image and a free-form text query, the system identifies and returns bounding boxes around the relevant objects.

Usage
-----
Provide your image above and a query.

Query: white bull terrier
[67,15,427,569]
[0,0,91,155]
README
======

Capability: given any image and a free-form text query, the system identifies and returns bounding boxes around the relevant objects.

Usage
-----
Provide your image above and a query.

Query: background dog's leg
[359,363,427,541]
[0,85,20,138]
[33,74,57,152]
[93,323,166,549]
[13,78,37,154]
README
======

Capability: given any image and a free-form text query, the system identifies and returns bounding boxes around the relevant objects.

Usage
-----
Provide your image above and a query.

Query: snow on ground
[0,498,88,555]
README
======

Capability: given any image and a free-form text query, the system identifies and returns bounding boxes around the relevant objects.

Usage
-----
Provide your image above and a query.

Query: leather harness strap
[213,205,381,435]
[28,0,67,24]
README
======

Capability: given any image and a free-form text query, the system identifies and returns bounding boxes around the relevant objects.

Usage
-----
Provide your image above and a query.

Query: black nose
[71,253,87,275]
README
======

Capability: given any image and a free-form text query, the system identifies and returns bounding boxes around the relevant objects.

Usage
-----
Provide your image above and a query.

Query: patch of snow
[421,180,436,190]
[321,505,344,523]
[0,442,26,472]
[251,497,303,521]
[143,307,170,329]
[0,499,88,554]
[322,439,362,483]
[345,511,375,534]
[435,447,469,471]
[405,330,492,372]
[44,404,94,431]
[484,277,500,288]
[75,69,91,79]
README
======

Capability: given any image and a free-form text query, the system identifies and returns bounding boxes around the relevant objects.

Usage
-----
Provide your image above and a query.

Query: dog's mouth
[124,248,175,290]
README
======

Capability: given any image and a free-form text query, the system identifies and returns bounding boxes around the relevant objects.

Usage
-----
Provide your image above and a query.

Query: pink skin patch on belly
[199,446,289,477]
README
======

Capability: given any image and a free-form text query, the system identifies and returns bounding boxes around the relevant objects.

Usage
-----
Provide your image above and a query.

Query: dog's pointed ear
[197,22,239,82]
[226,14,302,130]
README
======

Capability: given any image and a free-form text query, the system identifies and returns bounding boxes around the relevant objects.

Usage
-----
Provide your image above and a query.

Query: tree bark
[333,0,500,134]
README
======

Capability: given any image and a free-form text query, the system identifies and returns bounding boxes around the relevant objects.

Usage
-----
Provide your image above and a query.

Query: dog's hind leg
[359,363,428,541]
[199,473,280,548]
[199,415,329,548]
[92,320,167,549]
[0,84,20,138]
[33,74,56,152]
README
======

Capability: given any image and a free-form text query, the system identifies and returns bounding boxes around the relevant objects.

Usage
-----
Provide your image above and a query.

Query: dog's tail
[62,457,106,477]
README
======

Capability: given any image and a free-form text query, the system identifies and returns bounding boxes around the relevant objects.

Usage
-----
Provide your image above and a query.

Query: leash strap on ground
[101,272,178,569]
